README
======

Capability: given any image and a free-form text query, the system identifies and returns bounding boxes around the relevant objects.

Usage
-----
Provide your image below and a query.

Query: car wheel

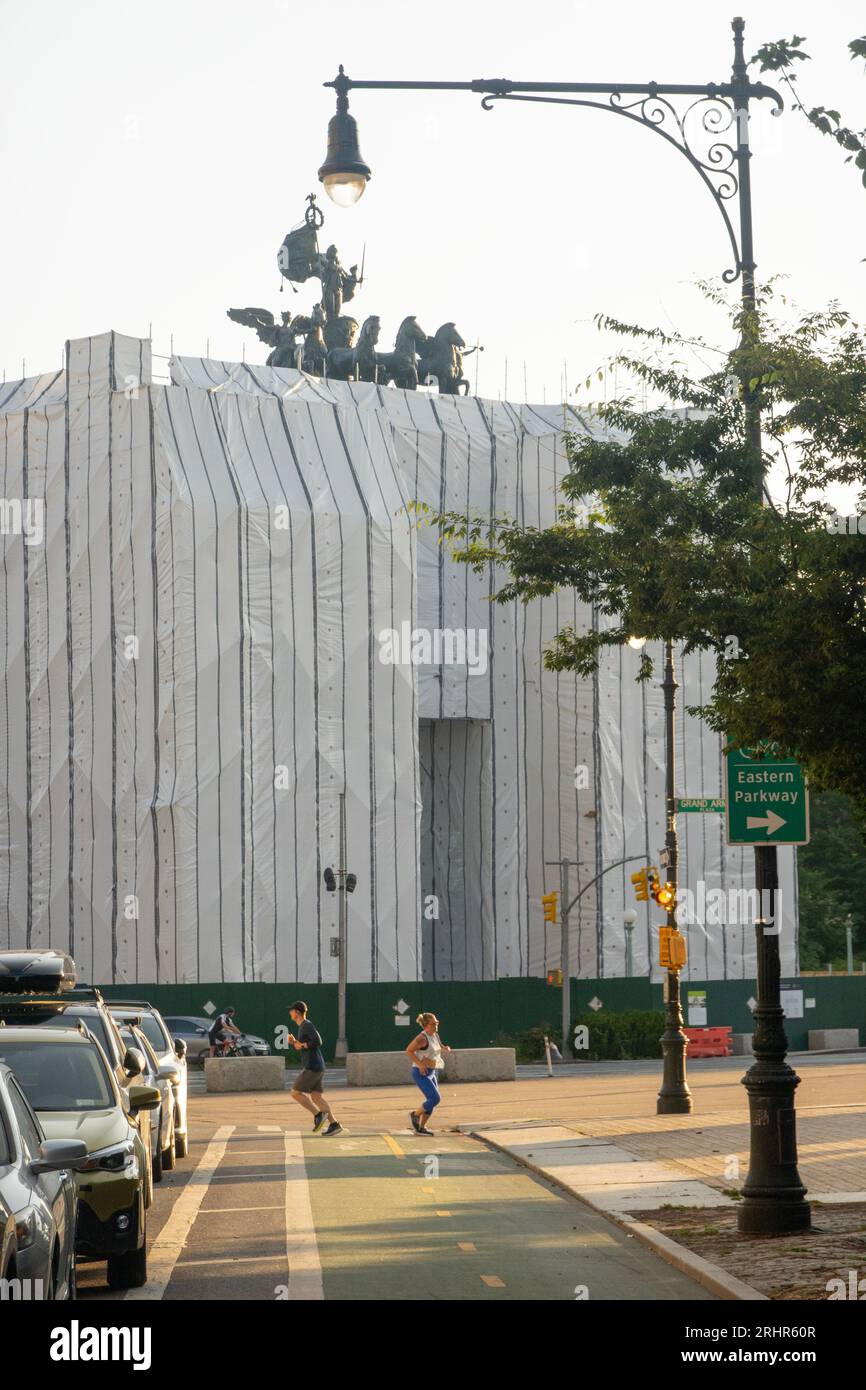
[175,1130,189,1158]
[163,1131,176,1170]
[106,1244,148,1290]
[152,1135,163,1184]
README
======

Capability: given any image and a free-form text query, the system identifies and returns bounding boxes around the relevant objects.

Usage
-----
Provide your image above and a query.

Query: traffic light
[631,868,650,902]
[345,873,357,894]
[323,867,336,892]
[659,927,687,969]
[546,968,563,987]
[655,880,676,911]
[542,891,559,924]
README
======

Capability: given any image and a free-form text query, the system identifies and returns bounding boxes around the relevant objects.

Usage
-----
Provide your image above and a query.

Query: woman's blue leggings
[411,1065,441,1114]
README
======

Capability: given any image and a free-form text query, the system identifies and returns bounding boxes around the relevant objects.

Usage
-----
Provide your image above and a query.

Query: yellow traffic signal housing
[546,968,563,987]
[630,868,649,902]
[659,927,687,969]
[542,891,559,924]
[656,880,676,911]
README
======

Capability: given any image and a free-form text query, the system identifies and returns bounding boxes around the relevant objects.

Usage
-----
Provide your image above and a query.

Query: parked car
[0,985,146,1096]
[116,1022,175,1183]
[162,1014,270,1067]
[0,1060,86,1300]
[107,1003,189,1158]
[0,1025,160,1290]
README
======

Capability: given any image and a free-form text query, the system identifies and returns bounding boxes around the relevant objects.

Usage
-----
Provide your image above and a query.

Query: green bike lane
[303,1128,712,1301]
[77,1116,714,1300]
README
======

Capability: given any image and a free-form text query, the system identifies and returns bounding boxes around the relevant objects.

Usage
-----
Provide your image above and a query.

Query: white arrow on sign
[746,810,786,835]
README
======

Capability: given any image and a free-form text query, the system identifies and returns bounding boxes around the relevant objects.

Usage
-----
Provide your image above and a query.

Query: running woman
[287,1001,343,1136]
[406,1012,451,1135]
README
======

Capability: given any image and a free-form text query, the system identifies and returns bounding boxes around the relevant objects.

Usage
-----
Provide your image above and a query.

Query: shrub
[570,1009,664,1061]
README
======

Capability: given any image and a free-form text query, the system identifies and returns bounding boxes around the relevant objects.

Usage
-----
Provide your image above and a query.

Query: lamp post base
[657,1008,692,1114]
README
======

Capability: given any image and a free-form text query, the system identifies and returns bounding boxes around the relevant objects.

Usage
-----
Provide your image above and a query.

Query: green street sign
[725,746,810,845]
[677,797,725,814]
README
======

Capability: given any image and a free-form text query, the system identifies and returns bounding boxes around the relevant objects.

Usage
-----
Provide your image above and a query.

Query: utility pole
[335,793,348,1063]
[560,858,572,1059]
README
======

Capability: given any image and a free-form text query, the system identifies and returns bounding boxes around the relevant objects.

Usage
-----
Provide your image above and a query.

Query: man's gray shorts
[293,1067,325,1094]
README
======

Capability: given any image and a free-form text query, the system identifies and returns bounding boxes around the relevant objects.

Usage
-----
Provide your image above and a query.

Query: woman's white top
[419,1031,444,1068]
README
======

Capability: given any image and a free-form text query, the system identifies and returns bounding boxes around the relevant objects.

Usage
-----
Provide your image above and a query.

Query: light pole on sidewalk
[316,16,810,1233]
[323,793,357,1064]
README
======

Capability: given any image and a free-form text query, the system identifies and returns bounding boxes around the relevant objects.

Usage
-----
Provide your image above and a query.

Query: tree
[797,791,866,969]
[425,290,866,828]
[752,35,866,189]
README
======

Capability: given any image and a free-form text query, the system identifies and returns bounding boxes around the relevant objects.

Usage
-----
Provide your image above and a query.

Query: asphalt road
[76,1099,713,1302]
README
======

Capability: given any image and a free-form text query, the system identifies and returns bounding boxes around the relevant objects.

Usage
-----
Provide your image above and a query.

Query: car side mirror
[128,1083,161,1112]
[30,1138,89,1174]
[123,1047,146,1078]
[195,1028,207,1036]
[158,1061,180,1083]
[173,1038,187,1059]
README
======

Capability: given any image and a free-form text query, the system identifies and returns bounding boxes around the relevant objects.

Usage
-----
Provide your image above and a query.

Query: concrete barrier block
[205,1055,285,1091]
[346,1052,412,1086]
[807,1028,860,1051]
[730,1033,753,1056]
[346,1048,516,1086]
[443,1048,516,1082]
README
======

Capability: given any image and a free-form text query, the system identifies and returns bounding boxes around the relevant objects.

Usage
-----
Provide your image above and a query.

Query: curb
[468,1126,768,1302]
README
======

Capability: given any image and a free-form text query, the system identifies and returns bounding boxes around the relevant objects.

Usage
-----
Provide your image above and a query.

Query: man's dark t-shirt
[297,1020,325,1071]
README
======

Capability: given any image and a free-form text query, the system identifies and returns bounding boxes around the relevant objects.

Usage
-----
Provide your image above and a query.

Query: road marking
[211,1171,286,1181]
[435,1210,451,1217]
[257,1126,283,1132]
[458,1243,477,1252]
[382,1133,405,1158]
[197,1206,284,1215]
[176,1255,281,1267]
[481,1275,505,1288]
[421,1185,435,1193]
[284,1131,323,1301]
[126,1124,234,1300]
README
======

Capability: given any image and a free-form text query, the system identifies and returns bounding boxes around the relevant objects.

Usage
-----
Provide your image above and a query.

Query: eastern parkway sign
[725,746,810,846]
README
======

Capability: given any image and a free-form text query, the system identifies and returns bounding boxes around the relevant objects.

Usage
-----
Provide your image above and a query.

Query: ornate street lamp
[318,17,811,1235]
[318,66,372,206]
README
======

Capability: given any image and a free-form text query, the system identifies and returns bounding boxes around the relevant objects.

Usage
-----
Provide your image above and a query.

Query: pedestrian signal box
[659,927,687,969]
[631,868,649,902]
[546,968,563,987]
[542,891,559,924]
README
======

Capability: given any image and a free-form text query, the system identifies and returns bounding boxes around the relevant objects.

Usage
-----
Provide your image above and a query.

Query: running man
[287,1001,343,1136]
[406,1012,451,1135]
[208,1006,241,1058]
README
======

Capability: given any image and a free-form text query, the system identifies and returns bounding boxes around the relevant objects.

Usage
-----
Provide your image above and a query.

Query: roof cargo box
[0,949,78,994]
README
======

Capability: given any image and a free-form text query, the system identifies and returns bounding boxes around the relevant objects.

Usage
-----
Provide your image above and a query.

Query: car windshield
[0,1040,114,1112]
[36,1009,114,1061]
[116,1012,168,1053]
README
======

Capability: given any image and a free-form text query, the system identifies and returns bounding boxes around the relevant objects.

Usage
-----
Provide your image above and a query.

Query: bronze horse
[376,316,429,390]
[418,323,471,395]
[325,314,381,382]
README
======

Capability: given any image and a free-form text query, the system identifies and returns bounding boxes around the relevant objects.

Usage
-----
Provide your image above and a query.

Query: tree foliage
[751,34,866,188]
[421,291,866,827]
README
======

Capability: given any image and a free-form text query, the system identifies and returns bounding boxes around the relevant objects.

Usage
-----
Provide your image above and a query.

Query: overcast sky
[1,0,864,409]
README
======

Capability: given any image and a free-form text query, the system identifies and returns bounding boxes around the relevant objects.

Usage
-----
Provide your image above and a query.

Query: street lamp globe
[319,71,372,205]
[627,635,646,651]
[623,909,638,927]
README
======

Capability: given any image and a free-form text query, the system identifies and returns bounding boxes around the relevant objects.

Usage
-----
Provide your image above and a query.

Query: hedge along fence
[570,1010,666,1061]
[492,1010,665,1062]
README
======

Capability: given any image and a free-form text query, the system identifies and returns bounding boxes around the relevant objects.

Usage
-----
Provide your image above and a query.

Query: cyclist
[208,1006,241,1058]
